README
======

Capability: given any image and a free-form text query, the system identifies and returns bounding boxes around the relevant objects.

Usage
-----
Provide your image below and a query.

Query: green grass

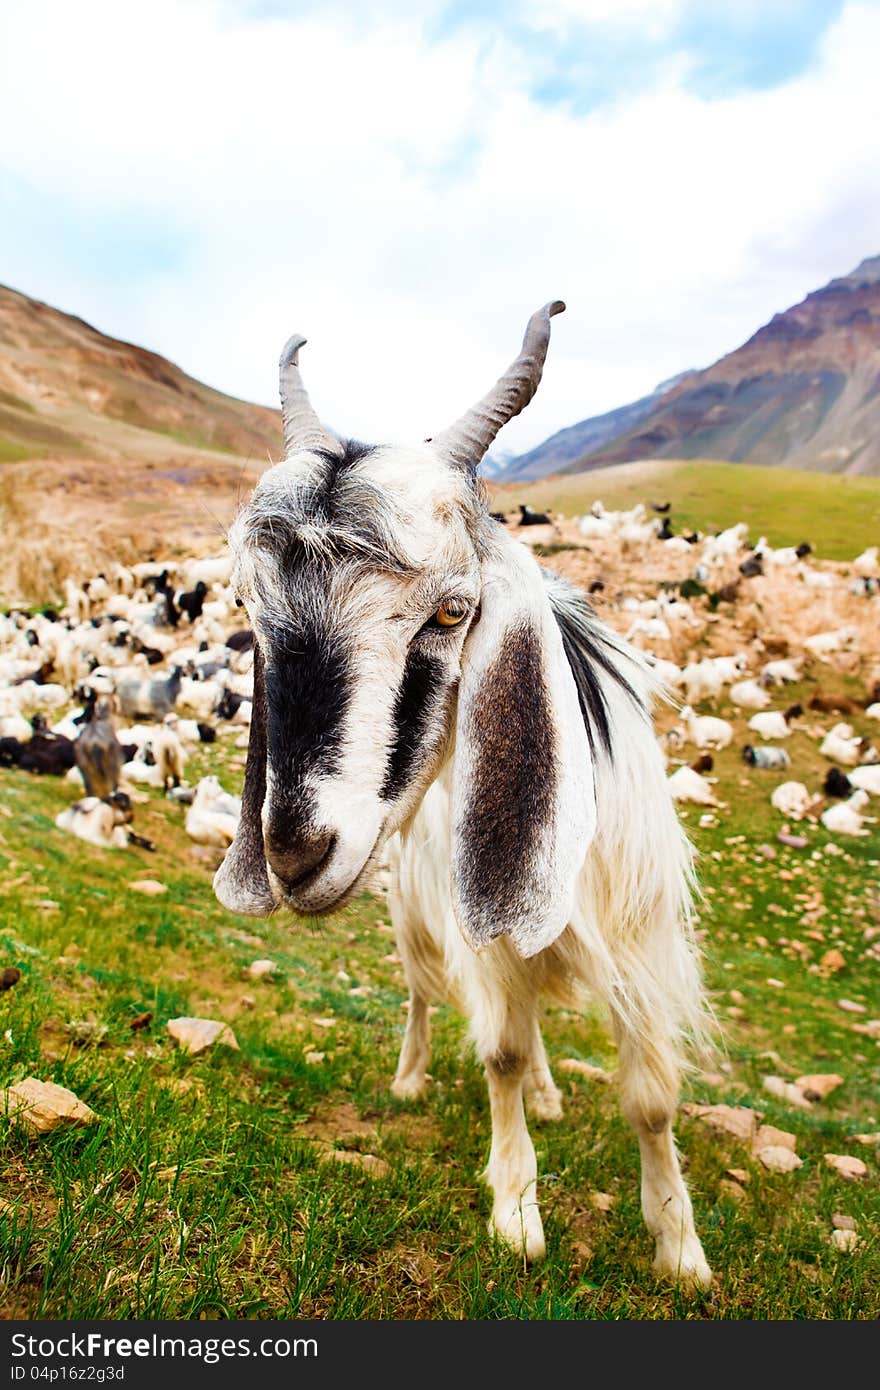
[1,702,878,1322]
[492,459,880,560]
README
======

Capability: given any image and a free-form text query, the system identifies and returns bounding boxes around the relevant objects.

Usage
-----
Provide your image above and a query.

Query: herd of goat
[1,509,877,856]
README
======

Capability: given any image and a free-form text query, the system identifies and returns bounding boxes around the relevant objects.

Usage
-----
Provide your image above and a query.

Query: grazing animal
[809,690,858,717]
[820,789,871,836]
[761,658,801,685]
[678,705,734,751]
[747,711,790,740]
[689,754,714,774]
[116,666,183,721]
[55,791,149,850]
[738,553,764,578]
[176,580,209,622]
[73,697,125,798]
[850,765,880,796]
[819,723,866,766]
[517,503,552,526]
[666,765,719,806]
[17,724,76,776]
[729,678,771,711]
[185,774,241,846]
[823,767,853,798]
[770,781,815,819]
[212,302,714,1287]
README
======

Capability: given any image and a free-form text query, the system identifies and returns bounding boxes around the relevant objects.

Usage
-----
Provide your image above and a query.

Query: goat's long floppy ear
[213,642,275,916]
[450,532,595,958]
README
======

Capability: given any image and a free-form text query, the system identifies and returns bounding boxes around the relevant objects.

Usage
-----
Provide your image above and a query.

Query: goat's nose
[264,829,335,889]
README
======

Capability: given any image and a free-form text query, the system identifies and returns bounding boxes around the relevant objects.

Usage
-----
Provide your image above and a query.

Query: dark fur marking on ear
[545,575,645,760]
[457,625,555,940]
[381,649,444,802]
[213,639,273,913]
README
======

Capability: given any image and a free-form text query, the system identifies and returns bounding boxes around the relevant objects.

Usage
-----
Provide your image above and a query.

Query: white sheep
[770,781,816,820]
[666,765,720,806]
[849,765,880,796]
[186,774,241,846]
[820,789,872,836]
[678,705,734,751]
[852,545,879,578]
[729,678,771,710]
[55,795,131,849]
[819,723,863,766]
[747,710,793,740]
[760,658,802,685]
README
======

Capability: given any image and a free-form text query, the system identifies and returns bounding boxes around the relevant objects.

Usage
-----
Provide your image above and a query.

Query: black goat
[216,687,247,721]
[176,580,208,622]
[739,553,764,578]
[18,725,76,776]
[518,503,552,526]
[225,629,254,653]
[823,767,853,798]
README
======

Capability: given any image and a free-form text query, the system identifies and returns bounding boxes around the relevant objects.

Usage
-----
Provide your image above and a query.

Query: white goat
[820,789,872,836]
[728,678,771,710]
[678,705,734,751]
[770,781,816,820]
[212,303,714,1289]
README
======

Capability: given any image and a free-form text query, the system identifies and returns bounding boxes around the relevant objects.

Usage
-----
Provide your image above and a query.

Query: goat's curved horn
[430,300,565,470]
[279,334,344,459]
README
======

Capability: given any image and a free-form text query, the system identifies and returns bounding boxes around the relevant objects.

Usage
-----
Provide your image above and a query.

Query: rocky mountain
[496,372,696,483]
[0,282,282,465]
[500,255,880,479]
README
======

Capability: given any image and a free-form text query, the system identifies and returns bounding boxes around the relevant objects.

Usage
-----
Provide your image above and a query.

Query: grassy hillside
[1,699,878,1320]
[491,460,880,561]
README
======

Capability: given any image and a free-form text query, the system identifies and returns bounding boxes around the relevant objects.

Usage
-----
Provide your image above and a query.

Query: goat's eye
[433,603,467,628]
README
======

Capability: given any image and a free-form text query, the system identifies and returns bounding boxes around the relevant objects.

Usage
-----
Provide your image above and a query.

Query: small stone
[34,900,59,910]
[763,1076,812,1110]
[66,1019,108,1046]
[313,1017,337,1029]
[726,1168,750,1184]
[320,1149,390,1177]
[247,959,276,979]
[819,949,846,973]
[795,1073,844,1101]
[681,1103,758,1142]
[852,1132,880,1146]
[558,1059,613,1083]
[590,1191,615,1213]
[830,1228,861,1252]
[719,1178,747,1201]
[766,978,786,989]
[757,1146,803,1173]
[756,844,777,859]
[130,880,167,895]
[838,999,866,1014]
[130,1012,152,1032]
[304,1051,325,1065]
[2,1078,98,1136]
[824,1153,868,1180]
[832,1213,857,1231]
[167,1017,239,1055]
[239,995,256,1010]
[0,967,22,991]
[777,832,808,849]
[754,1125,797,1153]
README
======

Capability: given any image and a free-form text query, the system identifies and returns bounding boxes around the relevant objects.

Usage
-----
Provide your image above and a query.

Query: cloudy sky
[2,0,879,455]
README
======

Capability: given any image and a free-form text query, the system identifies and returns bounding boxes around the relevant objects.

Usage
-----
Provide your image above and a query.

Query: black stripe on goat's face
[228,441,483,915]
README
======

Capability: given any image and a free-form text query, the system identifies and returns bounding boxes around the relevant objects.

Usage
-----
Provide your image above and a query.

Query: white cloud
[1,0,879,456]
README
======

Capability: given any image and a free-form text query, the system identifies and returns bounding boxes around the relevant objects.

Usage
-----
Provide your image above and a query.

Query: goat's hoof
[391,1073,426,1101]
[490,1201,546,1263]
[652,1238,712,1291]
[525,1085,563,1122]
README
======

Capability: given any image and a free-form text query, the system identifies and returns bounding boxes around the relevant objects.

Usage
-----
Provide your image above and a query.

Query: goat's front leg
[615,1026,712,1290]
[391,991,431,1100]
[482,1046,545,1262]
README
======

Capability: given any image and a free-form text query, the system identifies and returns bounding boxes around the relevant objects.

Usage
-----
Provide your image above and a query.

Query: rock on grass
[167,1017,239,1055]
[1,1077,98,1136]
